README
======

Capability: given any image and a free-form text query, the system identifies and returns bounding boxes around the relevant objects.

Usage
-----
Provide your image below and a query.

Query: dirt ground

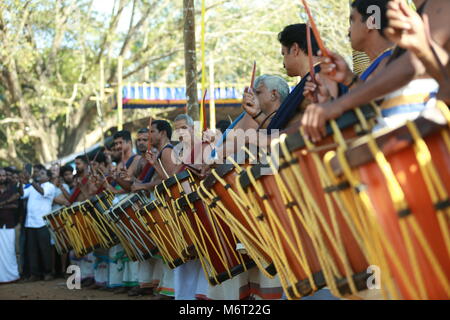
[0,279,155,300]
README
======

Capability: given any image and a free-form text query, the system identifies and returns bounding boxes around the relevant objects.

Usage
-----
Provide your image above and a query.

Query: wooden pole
[99,59,106,142]
[209,54,216,131]
[200,0,206,128]
[183,0,199,120]
[117,56,124,131]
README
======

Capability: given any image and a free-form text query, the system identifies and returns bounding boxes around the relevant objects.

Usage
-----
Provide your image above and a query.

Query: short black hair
[352,0,390,37]
[137,128,149,134]
[152,120,172,140]
[278,23,320,56]
[75,155,89,164]
[34,164,46,172]
[113,130,132,142]
[89,151,107,165]
[60,165,74,177]
[45,169,53,178]
[4,167,14,173]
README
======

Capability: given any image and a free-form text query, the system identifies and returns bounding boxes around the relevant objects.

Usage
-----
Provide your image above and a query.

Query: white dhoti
[157,259,175,297]
[138,257,162,288]
[108,244,125,288]
[122,260,139,287]
[93,249,109,286]
[79,252,95,280]
[196,268,250,300]
[0,226,19,283]
[246,268,283,300]
[174,259,202,300]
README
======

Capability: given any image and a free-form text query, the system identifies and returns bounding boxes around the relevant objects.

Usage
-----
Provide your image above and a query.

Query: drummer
[304,0,395,105]
[64,155,98,288]
[240,24,324,131]
[385,0,449,105]
[134,128,156,183]
[128,126,168,298]
[131,121,176,193]
[159,113,249,300]
[84,151,115,290]
[202,75,290,300]
[107,130,142,295]
[208,75,290,162]
[131,120,177,299]
[68,155,91,203]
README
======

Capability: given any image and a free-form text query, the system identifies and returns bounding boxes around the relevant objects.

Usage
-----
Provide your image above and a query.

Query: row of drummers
[44,103,450,300]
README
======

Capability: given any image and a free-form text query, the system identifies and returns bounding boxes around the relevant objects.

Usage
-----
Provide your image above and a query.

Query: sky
[91,0,135,33]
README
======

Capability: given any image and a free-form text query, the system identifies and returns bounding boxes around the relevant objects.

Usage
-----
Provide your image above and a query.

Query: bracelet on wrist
[252,110,263,120]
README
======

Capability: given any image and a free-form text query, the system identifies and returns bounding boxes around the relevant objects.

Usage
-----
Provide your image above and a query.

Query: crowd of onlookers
[0,118,233,287]
[0,163,79,284]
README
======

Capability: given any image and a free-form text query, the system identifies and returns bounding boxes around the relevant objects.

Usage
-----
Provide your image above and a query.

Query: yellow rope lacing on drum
[198,175,251,281]
[104,209,137,260]
[57,214,72,252]
[332,148,401,299]
[366,135,429,299]
[137,204,174,266]
[272,136,346,298]
[59,209,76,253]
[46,214,69,253]
[205,154,278,278]
[252,144,324,299]
[99,198,137,259]
[174,194,219,283]
[80,200,108,248]
[198,172,275,280]
[239,146,318,299]
[44,216,64,254]
[64,208,86,257]
[89,195,117,248]
[208,168,263,273]
[293,122,368,297]
[163,176,192,257]
[404,120,450,296]
[155,201,186,266]
[178,188,236,283]
[228,155,280,277]
[68,208,89,256]
[154,185,186,262]
[171,172,199,253]
[322,150,394,300]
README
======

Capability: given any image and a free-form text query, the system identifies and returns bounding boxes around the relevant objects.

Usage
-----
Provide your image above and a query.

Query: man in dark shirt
[0,168,20,283]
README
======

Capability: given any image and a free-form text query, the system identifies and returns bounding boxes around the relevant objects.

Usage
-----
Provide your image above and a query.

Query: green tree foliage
[0,0,351,166]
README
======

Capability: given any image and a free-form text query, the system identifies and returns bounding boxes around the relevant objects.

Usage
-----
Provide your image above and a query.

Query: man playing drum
[301,0,450,141]
[131,120,177,299]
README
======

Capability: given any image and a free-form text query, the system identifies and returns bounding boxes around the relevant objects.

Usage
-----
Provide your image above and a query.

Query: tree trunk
[183,0,199,120]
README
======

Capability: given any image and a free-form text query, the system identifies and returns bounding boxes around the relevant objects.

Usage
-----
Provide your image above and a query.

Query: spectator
[0,168,20,283]
[21,165,57,282]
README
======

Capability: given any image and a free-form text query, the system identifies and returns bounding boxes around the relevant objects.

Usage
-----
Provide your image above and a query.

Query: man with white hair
[197,75,289,300]
[209,74,290,162]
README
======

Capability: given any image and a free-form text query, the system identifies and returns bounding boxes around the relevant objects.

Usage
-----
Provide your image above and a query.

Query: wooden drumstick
[250,60,256,90]
[300,0,330,58]
[147,116,153,153]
